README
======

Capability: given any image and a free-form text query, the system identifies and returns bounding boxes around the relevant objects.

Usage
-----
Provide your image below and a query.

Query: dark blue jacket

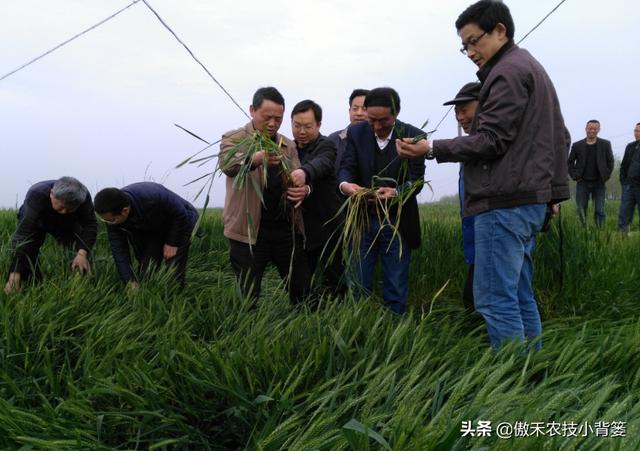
[10,180,96,275]
[338,120,426,249]
[105,182,197,282]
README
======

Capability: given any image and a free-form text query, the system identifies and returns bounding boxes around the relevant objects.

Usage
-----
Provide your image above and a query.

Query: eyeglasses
[460,32,487,55]
[96,214,119,225]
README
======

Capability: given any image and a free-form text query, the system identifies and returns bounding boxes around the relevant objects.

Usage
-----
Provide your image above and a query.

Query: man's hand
[163,244,178,260]
[290,168,306,187]
[340,182,365,197]
[549,203,561,218]
[396,137,430,158]
[287,185,310,208]
[71,250,90,274]
[375,187,398,200]
[251,151,280,167]
[4,272,21,294]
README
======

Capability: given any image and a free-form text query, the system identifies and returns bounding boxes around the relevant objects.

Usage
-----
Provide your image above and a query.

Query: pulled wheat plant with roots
[325,116,432,271]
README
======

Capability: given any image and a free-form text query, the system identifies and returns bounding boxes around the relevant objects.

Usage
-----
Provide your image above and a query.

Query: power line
[141,0,249,120]
[0,0,141,82]
[517,0,568,45]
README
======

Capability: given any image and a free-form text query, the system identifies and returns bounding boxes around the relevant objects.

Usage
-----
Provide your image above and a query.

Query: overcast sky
[1,0,637,208]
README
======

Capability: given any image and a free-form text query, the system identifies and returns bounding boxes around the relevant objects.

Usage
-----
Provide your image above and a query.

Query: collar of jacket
[476,40,516,83]
[296,135,322,152]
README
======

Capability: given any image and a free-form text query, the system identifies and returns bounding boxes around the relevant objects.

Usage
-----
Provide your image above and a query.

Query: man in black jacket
[567,119,614,228]
[617,122,640,232]
[94,182,198,289]
[287,100,346,297]
[5,176,97,294]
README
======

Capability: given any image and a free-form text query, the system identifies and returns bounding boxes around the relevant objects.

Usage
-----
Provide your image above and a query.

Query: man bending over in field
[94,182,198,290]
[5,176,97,294]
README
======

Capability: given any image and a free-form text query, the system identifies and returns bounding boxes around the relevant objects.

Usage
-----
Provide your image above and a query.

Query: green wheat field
[0,202,638,450]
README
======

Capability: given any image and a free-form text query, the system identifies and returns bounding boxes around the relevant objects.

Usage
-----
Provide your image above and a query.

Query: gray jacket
[433,42,570,216]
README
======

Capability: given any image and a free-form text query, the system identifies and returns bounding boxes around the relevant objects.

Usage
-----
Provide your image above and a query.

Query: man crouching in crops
[219,86,311,305]
[338,87,425,314]
[5,176,97,294]
[94,182,198,290]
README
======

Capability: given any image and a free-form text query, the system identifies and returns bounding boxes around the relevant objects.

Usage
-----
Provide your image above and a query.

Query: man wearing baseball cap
[443,82,481,311]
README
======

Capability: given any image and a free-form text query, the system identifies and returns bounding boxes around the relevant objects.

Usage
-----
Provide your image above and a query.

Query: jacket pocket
[480,162,491,187]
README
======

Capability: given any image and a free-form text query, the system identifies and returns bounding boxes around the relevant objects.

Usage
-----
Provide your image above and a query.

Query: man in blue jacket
[5,176,97,293]
[338,87,425,314]
[94,182,198,289]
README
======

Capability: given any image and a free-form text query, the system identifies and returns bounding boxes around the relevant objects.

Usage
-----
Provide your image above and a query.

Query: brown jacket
[433,43,570,216]
[219,122,300,244]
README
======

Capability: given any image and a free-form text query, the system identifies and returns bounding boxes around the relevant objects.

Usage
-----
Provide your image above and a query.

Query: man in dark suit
[617,122,640,232]
[287,100,346,297]
[567,119,614,227]
[337,87,425,314]
[93,182,198,289]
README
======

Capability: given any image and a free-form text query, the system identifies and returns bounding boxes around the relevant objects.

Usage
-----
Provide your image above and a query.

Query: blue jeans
[576,180,606,227]
[618,183,640,232]
[474,204,546,351]
[352,216,411,314]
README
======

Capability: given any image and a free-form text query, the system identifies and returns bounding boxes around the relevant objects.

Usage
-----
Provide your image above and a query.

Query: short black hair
[252,86,285,110]
[291,99,322,122]
[455,1,515,40]
[587,119,600,126]
[349,89,370,106]
[636,122,640,127]
[364,87,401,115]
[94,188,130,215]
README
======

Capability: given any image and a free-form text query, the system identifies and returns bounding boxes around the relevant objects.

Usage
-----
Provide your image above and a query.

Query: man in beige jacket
[219,86,310,304]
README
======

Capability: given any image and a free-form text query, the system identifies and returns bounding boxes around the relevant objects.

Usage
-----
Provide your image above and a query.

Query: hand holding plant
[290,169,306,187]
[286,185,309,208]
[396,137,430,158]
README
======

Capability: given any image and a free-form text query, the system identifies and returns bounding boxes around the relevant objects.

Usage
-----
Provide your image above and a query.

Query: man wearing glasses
[396,1,570,350]
[93,182,198,290]
[288,99,346,298]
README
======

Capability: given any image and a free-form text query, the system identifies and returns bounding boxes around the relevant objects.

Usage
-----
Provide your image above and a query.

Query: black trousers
[463,264,475,311]
[306,234,347,297]
[11,225,81,282]
[228,225,310,304]
[131,233,191,286]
